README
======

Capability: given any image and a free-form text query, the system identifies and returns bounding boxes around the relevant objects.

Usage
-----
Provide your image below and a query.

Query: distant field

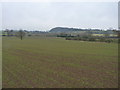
[2,37,118,88]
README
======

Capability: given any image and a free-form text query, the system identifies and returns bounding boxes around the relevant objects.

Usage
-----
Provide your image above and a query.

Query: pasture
[2,37,118,88]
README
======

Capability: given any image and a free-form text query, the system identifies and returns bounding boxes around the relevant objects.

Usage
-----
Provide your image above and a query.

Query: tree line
[2,29,120,42]
[2,29,26,40]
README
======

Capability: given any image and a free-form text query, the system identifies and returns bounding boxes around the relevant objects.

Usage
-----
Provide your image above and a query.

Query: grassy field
[2,37,118,88]
[0,37,2,89]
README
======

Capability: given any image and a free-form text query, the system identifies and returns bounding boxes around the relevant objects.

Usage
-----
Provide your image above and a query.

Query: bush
[105,40,111,43]
[99,38,105,42]
[65,36,118,43]
[118,39,120,43]
[88,37,96,41]
[66,37,72,40]
[2,35,6,36]
[28,34,32,36]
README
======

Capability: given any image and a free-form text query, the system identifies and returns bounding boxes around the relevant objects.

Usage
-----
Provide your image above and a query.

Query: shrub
[28,34,32,36]
[88,38,96,41]
[118,39,120,43]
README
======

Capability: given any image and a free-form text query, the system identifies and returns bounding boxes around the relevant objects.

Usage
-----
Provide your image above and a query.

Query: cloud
[0,3,2,30]
[2,2,118,31]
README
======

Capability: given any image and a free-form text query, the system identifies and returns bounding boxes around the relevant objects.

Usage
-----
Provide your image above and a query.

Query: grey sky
[2,2,118,31]
[0,3,2,30]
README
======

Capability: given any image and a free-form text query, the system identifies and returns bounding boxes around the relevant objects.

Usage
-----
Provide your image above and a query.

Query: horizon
[1,26,117,32]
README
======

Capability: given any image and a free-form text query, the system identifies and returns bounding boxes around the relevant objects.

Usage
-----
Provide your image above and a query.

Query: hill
[49,27,84,33]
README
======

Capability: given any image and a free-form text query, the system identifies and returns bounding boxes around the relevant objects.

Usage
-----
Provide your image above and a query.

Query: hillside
[49,27,117,35]
[49,27,84,33]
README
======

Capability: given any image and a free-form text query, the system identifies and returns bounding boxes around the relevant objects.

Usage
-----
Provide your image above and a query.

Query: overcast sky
[1,2,118,31]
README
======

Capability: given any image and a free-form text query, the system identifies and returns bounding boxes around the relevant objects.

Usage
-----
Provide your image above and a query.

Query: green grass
[2,37,118,88]
[0,37,2,89]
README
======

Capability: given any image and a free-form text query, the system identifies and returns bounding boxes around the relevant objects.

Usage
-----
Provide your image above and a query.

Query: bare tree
[5,29,11,36]
[16,30,26,40]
